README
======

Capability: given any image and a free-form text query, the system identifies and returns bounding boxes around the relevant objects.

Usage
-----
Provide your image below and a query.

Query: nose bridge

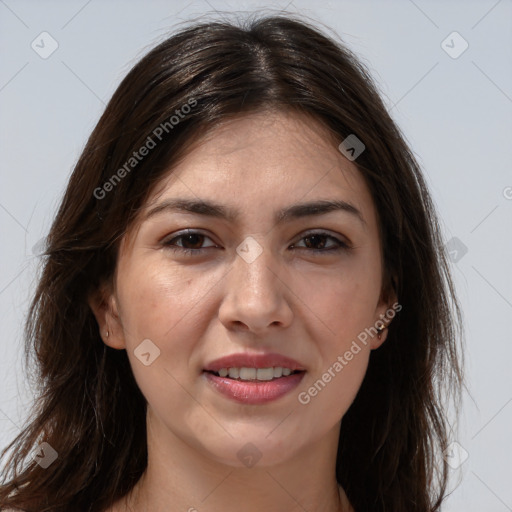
[233,236,279,300]
[218,235,293,331]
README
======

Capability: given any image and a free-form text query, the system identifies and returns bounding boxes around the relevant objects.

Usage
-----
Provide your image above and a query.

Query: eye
[291,231,350,254]
[162,230,218,256]
[161,229,351,257]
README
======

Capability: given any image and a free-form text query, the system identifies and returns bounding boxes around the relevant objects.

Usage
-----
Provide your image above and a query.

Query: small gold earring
[376,325,386,339]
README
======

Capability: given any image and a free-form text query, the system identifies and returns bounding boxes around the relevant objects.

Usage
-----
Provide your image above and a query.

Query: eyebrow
[145,198,366,227]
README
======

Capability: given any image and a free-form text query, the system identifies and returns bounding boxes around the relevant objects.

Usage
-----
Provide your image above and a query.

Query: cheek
[294,264,380,345]
[117,259,204,342]
[292,260,378,410]
[297,340,370,434]
[115,258,225,386]
[115,263,208,410]
[322,353,369,421]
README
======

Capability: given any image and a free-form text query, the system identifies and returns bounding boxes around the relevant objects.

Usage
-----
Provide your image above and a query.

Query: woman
[0,13,464,512]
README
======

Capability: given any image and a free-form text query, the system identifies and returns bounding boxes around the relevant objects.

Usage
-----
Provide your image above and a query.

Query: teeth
[256,368,274,381]
[239,368,256,380]
[214,367,297,381]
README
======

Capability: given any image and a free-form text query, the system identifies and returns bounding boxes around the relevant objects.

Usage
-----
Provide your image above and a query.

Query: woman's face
[96,110,394,467]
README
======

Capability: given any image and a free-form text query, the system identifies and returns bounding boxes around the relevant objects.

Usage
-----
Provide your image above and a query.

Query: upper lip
[203,352,306,372]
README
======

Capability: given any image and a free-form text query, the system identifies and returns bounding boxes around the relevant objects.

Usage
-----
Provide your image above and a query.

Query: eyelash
[162,230,351,256]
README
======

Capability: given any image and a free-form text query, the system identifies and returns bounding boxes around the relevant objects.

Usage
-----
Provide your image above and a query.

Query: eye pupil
[182,233,204,249]
[304,235,327,249]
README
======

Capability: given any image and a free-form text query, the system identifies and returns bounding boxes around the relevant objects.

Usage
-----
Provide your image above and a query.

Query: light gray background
[1,0,511,510]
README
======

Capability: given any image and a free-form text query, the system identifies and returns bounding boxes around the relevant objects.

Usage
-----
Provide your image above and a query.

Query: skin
[90,109,396,512]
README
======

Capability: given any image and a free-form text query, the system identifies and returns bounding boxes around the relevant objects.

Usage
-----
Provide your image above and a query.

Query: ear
[88,282,126,350]
[370,273,399,350]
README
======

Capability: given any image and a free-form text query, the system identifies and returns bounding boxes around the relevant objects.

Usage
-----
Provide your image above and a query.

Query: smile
[202,352,307,404]
[208,366,301,381]
[202,368,306,405]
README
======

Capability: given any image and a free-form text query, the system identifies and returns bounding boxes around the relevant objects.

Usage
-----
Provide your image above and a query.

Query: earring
[106,330,110,338]
[376,324,386,339]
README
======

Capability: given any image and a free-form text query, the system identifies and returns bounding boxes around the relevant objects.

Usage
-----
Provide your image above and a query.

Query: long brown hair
[0,13,465,512]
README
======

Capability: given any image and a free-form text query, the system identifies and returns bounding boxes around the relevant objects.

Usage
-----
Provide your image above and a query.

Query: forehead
[145,110,377,225]
[114,110,384,263]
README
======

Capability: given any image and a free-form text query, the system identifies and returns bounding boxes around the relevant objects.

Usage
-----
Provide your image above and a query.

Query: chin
[202,432,300,468]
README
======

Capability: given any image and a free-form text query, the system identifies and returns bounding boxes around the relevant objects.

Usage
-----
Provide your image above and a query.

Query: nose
[218,240,294,334]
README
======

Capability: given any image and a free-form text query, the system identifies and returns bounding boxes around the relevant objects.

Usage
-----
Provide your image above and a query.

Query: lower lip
[203,371,305,405]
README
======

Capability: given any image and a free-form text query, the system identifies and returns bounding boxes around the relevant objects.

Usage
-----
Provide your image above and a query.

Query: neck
[117,408,350,512]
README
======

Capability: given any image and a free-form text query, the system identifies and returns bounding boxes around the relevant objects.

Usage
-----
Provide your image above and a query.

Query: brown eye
[291,232,350,253]
[172,233,205,249]
[162,230,217,255]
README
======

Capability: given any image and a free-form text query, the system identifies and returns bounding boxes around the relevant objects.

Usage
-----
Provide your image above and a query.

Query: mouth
[202,352,307,404]
[203,367,305,381]
[202,366,306,405]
